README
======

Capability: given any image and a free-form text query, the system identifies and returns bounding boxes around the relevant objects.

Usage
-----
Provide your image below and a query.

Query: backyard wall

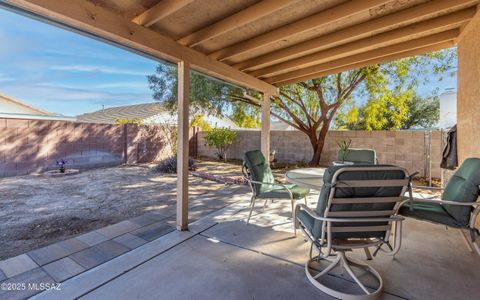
[457,10,480,163]
[197,130,442,178]
[0,118,175,177]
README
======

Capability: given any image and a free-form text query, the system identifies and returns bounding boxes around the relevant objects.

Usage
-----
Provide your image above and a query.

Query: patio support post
[261,92,271,162]
[176,60,190,231]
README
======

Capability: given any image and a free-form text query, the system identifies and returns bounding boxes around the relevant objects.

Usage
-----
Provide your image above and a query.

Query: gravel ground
[0,161,247,260]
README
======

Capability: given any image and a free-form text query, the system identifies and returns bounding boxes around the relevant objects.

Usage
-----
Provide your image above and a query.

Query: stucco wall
[197,130,442,178]
[0,118,173,177]
[457,11,480,162]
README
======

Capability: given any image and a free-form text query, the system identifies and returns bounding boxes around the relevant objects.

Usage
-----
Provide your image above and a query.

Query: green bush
[204,127,237,162]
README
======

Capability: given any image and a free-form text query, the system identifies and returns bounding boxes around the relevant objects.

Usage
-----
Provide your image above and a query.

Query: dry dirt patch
[0,162,247,260]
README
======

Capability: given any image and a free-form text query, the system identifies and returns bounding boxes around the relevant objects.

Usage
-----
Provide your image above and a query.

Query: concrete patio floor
[11,193,477,300]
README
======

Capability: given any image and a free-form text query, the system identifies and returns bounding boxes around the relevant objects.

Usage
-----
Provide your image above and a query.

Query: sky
[0,8,158,116]
[0,7,458,117]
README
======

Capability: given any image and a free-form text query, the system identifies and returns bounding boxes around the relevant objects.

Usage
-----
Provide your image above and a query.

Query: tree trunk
[308,123,330,166]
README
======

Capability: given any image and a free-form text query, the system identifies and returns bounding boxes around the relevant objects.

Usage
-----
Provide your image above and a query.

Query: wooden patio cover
[3,0,478,229]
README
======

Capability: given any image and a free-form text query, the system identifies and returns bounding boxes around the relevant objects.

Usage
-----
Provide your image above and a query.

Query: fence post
[123,124,128,164]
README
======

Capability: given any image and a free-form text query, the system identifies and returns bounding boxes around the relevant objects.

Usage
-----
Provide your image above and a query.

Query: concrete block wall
[0,118,172,177]
[197,129,442,178]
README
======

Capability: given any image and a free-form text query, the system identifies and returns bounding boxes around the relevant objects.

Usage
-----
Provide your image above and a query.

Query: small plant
[204,127,237,162]
[337,138,352,162]
[56,159,67,173]
[156,156,195,174]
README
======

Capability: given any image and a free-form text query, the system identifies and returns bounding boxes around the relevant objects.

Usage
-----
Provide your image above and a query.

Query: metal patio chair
[296,165,410,300]
[399,157,480,255]
[242,150,309,235]
[338,148,378,165]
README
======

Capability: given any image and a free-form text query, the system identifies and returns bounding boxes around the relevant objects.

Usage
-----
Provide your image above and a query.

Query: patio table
[285,168,325,190]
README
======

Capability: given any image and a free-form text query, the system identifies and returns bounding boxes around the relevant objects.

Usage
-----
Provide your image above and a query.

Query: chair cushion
[337,148,376,164]
[442,158,480,227]
[257,184,310,199]
[299,165,406,240]
[399,201,462,228]
[243,150,275,195]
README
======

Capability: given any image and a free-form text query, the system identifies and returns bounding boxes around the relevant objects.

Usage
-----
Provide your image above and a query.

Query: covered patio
[2,0,480,299]
[23,198,480,300]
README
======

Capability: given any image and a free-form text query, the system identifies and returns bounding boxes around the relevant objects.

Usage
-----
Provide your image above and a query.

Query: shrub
[156,156,195,174]
[204,127,237,162]
[336,138,352,162]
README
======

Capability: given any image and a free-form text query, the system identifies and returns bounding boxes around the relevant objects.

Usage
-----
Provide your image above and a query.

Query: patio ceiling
[4,0,479,92]
[3,0,479,231]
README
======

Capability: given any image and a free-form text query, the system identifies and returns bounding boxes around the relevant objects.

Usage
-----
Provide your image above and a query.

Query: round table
[285,168,325,190]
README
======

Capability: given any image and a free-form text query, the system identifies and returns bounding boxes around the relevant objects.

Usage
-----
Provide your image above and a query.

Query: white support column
[261,92,271,162]
[176,61,190,231]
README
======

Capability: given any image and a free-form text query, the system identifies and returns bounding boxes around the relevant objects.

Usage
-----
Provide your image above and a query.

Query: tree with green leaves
[335,94,440,130]
[148,48,455,165]
[204,127,238,162]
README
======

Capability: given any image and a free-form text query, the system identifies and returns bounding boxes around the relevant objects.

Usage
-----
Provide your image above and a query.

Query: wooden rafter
[177,0,296,47]
[208,0,391,61]
[5,0,278,95]
[273,40,455,86]
[267,29,460,85]
[132,0,195,27]
[250,10,472,78]
[233,0,477,71]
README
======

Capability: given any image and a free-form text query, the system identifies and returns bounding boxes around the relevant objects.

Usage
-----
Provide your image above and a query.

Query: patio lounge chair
[242,150,310,234]
[338,148,377,165]
[295,165,410,300]
[399,157,480,255]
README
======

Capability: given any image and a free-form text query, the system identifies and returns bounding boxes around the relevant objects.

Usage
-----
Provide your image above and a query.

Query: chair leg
[291,198,296,237]
[459,229,480,256]
[306,251,384,300]
[304,196,307,206]
[459,229,474,253]
[247,196,256,225]
[363,247,373,260]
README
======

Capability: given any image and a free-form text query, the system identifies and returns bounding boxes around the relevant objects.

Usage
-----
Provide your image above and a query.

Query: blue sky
[0,7,457,117]
[0,8,158,116]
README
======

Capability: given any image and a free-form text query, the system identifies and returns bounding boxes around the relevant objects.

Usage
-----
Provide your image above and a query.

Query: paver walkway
[0,185,249,300]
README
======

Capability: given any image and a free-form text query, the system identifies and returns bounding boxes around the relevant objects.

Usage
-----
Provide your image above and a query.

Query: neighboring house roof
[270,120,296,131]
[0,92,56,116]
[77,102,240,128]
[0,92,76,121]
[77,103,165,124]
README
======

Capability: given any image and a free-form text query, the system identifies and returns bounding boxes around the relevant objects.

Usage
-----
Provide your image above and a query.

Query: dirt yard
[0,159,440,260]
[0,161,247,260]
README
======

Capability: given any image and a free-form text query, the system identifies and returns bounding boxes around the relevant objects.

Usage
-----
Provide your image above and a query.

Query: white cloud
[49,64,148,76]
[1,83,152,115]
[0,73,14,83]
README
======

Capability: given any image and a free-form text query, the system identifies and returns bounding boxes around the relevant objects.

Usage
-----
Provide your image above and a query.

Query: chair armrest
[295,204,404,223]
[243,177,294,199]
[408,197,480,207]
[412,185,444,191]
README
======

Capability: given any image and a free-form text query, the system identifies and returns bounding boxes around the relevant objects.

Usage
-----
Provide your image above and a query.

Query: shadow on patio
[20,196,480,300]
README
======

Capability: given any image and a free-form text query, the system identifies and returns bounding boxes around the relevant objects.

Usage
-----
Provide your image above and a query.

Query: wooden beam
[5,0,278,95]
[251,10,471,78]
[267,30,458,84]
[234,0,477,71]
[177,0,296,47]
[261,93,271,162]
[274,41,455,86]
[176,60,190,231]
[132,0,194,27]
[208,0,391,61]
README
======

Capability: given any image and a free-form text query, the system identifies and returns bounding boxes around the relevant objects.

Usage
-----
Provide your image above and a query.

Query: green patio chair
[398,157,480,255]
[295,165,410,300]
[338,148,377,165]
[242,150,310,235]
